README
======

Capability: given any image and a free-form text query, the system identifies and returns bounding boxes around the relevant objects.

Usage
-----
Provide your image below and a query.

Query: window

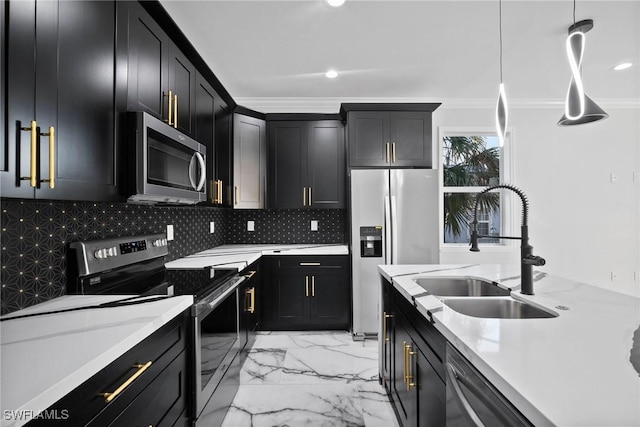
[440,129,512,245]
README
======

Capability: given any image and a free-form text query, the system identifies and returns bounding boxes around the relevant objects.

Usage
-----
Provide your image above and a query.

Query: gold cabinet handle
[218,179,223,204]
[173,94,178,128]
[385,142,390,163]
[303,187,307,206]
[405,343,416,391]
[20,120,38,187]
[311,275,315,297]
[164,90,173,125]
[245,270,257,280]
[305,275,309,297]
[245,287,255,313]
[383,312,393,342]
[211,180,223,204]
[41,126,55,189]
[402,341,408,388]
[235,186,239,205]
[392,142,397,163]
[309,187,312,206]
[101,361,152,403]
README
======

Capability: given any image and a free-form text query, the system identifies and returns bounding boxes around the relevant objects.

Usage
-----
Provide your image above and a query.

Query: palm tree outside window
[441,132,510,245]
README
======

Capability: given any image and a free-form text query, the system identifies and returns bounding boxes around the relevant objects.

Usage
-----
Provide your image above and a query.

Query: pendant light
[495,0,508,146]
[558,2,608,125]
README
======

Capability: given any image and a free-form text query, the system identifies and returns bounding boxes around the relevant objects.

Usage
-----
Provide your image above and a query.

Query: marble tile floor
[221,331,400,427]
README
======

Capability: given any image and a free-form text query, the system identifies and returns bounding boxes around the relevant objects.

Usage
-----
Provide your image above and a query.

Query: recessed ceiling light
[613,62,632,71]
[325,70,338,79]
[324,0,345,7]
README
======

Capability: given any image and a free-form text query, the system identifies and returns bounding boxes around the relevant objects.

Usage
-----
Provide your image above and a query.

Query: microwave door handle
[194,152,206,191]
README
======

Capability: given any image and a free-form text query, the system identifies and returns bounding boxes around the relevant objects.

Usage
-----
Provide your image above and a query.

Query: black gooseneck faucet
[469,184,545,295]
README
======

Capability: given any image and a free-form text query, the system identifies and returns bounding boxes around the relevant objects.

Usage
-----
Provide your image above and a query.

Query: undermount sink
[443,298,558,319]
[413,277,511,297]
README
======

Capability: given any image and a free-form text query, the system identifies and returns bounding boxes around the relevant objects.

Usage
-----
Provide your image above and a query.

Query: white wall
[435,105,640,298]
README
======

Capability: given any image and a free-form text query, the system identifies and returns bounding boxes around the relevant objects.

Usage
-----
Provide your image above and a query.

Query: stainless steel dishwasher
[446,343,533,427]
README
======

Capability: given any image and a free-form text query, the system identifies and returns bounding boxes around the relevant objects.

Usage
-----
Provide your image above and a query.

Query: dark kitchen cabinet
[233,113,267,209]
[261,256,349,330]
[341,104,440,168]
[123,1,195,135]
[268,120,345,209]
[382,278,446,427]
[2,0,121,201]
[30,310,191,426]
[194,73,219,203]
[239,261,261,366]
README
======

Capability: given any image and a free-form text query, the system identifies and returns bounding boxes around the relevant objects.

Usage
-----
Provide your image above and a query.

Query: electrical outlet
[210,221,215,234]
[610,173,617,183]
[167,224,174,241]
[247,220,255,232]
[610,270,617,281]
[634,172,640,183]
[311,220,318,231]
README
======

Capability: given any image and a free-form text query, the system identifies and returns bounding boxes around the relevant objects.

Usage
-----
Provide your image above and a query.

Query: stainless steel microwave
[127,111,206,204]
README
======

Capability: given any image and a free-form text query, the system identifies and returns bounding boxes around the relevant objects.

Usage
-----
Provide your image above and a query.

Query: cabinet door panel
[416,348,446,427]
[275,270,308,325]
[389,112,431,168]
[38,0,118,200]
[169,45,195,135]
[268,121,307,208]
[127,2,168,120]
[233,114,266,209]
[308,269,348,327]
[348,112,389,167]
[307,121,345,208]
[2,0,36,198]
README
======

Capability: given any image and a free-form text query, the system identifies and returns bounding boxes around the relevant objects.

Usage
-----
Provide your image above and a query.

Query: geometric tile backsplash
[0,198,347,315]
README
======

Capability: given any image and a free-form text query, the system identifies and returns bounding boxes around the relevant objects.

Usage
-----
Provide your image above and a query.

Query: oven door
[193,279,243,418]
[131,111,207,204]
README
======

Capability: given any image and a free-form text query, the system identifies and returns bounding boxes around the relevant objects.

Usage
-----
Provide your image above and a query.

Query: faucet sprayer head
[469,220,480,252]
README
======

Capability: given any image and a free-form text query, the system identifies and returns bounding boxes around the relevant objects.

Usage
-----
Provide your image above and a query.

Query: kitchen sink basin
[413,277,511,297]
[443,298,558,319]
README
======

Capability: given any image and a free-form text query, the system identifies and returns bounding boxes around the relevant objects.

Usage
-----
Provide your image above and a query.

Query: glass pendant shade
[496,83,508,146]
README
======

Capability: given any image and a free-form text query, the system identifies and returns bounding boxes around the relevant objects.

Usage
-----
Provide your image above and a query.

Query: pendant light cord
[573,0,576,26]
[499,0,503,83]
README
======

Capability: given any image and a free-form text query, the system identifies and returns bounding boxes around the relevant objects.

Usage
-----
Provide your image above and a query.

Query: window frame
[438,127,516,250]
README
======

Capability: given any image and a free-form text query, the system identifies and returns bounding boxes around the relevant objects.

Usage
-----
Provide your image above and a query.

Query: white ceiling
[160,0,640,112]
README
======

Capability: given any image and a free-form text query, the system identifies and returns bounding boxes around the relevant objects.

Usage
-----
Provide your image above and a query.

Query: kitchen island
[0,294,193,427]
[379,264,640,426]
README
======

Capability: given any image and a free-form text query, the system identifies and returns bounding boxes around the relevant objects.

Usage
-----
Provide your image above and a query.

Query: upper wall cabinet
[123,1,195,136]
[268,120,345,209]
[342,104,440,168]
[233,114,267,209]
[1,0,121,201]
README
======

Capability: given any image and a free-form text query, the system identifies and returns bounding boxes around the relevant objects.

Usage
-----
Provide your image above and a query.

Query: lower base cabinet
[260,255,349,330]
[382,279,446,427]
[29,310,190,426]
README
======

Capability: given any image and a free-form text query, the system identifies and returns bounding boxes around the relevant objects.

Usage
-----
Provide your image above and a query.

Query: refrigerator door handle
[390,195,398,264]
[384,195,392,264]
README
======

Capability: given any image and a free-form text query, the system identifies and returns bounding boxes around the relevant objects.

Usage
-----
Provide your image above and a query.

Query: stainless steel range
[68,233,246,426]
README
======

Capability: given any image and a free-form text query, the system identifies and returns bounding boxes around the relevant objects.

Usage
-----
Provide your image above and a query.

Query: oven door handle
[189,152,206,192]
[194,275,247,317]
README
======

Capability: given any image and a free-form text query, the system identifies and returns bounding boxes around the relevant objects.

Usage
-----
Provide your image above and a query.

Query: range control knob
[107,247,118,257]
[94,248,107,259]
[152,239,167,247]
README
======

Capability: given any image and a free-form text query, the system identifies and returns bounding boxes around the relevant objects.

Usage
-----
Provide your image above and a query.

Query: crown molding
[234,97,640,114]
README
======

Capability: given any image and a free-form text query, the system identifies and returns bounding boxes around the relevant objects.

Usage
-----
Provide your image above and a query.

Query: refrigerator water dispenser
[360,226,382,257]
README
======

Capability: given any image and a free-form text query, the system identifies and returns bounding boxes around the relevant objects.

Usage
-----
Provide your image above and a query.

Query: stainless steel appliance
[68,234,246,427]
[127,111,207,204]
[350,169,439,338]
[446,343,533,426]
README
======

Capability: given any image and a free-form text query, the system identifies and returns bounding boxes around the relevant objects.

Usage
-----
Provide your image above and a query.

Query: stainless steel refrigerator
[351,169,439,338]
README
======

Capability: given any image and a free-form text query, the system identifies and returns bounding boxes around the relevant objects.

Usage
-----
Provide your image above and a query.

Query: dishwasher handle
[446,362,485,427]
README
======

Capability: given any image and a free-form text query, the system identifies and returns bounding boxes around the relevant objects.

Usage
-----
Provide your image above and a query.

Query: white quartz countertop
[379,264,640,427]
[0,294,193,427]
[164,244,349,271]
